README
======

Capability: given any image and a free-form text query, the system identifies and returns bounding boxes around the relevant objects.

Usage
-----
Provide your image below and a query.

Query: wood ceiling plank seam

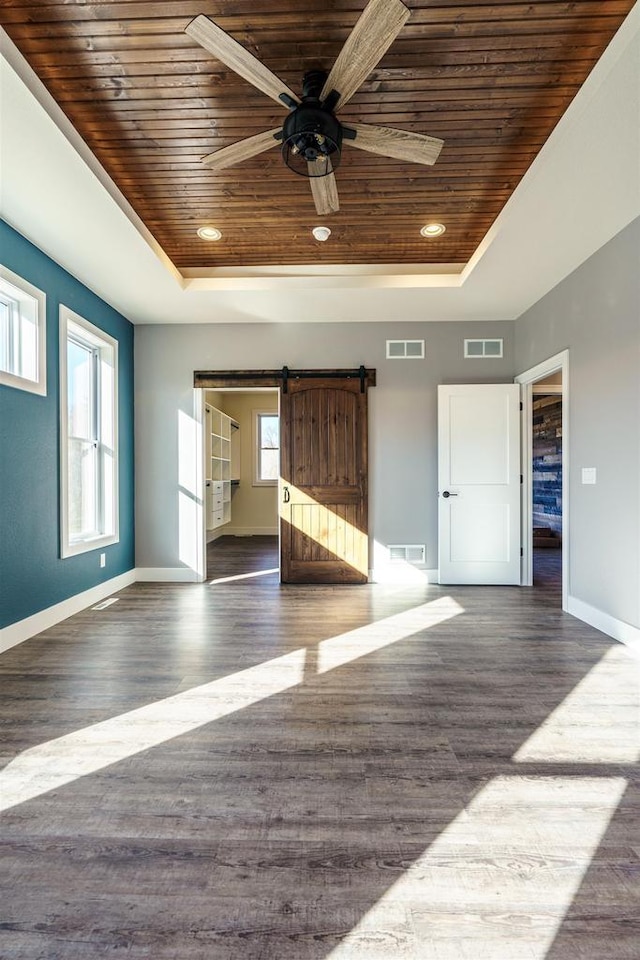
[1,0,631,8]
[23,47,609,69]
[1,2,632,23]
[32,60,601,80]
[46,88,582,106]
[38,72,590,92]
[5,16,628,43]
[8,30,627,53]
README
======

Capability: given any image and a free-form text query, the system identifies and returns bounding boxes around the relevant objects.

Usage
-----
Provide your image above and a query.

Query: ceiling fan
[185,0,444,216]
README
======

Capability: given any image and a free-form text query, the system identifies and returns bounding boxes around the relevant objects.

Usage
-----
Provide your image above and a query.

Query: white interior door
[438,383,521,584]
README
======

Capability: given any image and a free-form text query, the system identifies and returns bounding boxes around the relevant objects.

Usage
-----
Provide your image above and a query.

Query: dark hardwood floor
[533,546,563,595]
[1,538,638,959]
[207,534,279,584]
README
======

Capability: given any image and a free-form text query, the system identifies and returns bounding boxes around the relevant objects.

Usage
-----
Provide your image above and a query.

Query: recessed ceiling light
[420,222,446,238]
[312,226,331,242]
[197,226,222,241]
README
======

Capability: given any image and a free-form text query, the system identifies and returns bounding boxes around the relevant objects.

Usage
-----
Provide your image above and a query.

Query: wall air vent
[464,338,503,358]
[388,544,426,565]
[386,339,425,359]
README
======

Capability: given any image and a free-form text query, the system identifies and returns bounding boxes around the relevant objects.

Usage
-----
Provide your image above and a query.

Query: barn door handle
[442,490,458,498]
[283,486,290,503]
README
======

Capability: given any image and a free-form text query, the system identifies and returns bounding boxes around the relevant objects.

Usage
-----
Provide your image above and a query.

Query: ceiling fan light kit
[186,0,444,217]
[282,71,343,178]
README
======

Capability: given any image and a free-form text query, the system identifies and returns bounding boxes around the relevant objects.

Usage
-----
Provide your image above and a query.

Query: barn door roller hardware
[194,368,376,391]
[279,365,372,393]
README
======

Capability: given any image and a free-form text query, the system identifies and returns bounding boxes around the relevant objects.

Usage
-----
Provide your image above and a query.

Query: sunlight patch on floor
[0,597,461,812]
[317,596,463,674]
[208,567,279,585]
[326,776,627,959]
[0,648,306,813]
[514,645,640,764]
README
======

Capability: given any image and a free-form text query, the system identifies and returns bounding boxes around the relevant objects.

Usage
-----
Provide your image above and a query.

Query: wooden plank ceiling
[1,1,634,269]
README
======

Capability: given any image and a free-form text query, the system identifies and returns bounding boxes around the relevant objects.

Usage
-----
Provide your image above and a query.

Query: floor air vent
[92,597,119,611]
[389,544,426,564]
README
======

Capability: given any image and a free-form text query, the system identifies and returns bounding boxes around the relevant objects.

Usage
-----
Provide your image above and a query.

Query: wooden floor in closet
[1,539,638,959]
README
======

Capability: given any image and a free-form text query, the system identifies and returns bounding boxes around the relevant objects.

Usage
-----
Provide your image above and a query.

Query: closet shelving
[205,403,238,531]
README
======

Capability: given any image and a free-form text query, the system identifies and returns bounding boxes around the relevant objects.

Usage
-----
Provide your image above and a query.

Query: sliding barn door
[280,377,369,583]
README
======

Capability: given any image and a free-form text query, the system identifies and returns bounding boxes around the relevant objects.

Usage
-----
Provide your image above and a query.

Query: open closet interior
[204,390,279,575]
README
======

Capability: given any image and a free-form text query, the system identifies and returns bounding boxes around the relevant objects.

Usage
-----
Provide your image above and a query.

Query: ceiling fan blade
[309,165,340,215]
[347,122,444,165]
[320,0,410,111]
[202,128,281,171]
[186,15,298,108]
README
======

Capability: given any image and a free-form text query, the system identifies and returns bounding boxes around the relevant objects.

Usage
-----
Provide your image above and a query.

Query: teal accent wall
[0,220,135,628]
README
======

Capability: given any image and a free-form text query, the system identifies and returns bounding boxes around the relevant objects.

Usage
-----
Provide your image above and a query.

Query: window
[0,265,46,395]
[60,306,118,557]
[254,411,279,485]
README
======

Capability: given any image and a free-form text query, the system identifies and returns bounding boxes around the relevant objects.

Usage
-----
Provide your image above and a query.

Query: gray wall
[135,321,514,573]
[515,216,640,629]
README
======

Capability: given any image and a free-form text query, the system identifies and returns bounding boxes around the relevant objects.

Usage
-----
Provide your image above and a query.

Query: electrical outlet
[100,553,106,568]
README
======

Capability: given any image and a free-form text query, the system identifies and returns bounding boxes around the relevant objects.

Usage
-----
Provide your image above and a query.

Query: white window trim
[253,409,279,487]
[0,265,47,395]
[60,305,119,558]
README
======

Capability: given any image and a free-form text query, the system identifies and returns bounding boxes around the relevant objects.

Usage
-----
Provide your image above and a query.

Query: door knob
[442,490,458,498]
[283,486,290,503]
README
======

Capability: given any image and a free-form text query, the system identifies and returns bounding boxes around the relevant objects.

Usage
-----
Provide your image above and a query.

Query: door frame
[195,384,280,584]
[515,349,569,610]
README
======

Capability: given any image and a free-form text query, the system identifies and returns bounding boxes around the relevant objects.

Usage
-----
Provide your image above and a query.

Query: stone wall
[532,395,562,540]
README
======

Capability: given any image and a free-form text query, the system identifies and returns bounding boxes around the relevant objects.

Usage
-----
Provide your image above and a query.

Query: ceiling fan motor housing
[282,71,343,177]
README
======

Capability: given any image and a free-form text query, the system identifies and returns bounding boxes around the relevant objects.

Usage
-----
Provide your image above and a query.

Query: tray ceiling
[0,1,635,272]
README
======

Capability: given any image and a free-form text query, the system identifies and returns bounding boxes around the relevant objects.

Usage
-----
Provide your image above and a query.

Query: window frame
[59,305,119,558]
[0,265,47,395]
[253,409,280,487]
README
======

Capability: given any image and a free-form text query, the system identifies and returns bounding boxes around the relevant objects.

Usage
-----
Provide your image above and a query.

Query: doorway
[194,364,376,583]
[532,375,563,596]
[516,350,569,609]
[201,388,280,583]
[195,366,375,585]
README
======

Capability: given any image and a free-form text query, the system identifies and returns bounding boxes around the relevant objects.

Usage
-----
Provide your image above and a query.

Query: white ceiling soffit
[0,6,639,326]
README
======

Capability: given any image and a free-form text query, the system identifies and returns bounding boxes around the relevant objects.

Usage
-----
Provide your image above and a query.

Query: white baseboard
[567,595,640,650]
[136,567,199,582]
[223,526,278,537]
[0,569,137,655]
